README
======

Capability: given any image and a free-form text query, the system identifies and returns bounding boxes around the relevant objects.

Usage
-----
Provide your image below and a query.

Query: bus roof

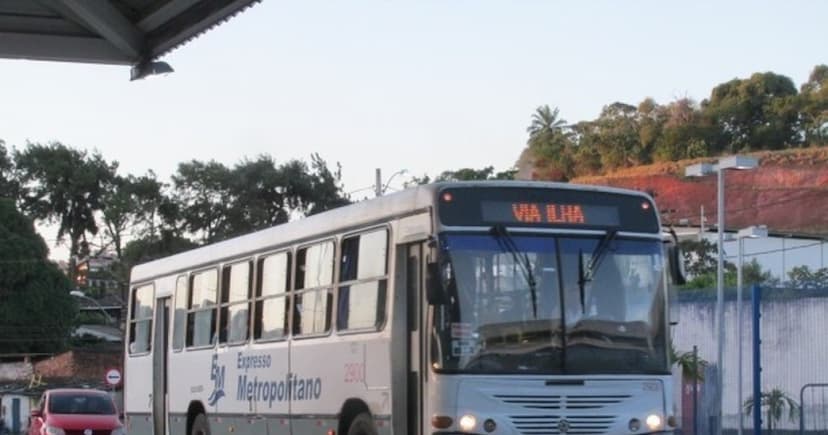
[129,180,654,284]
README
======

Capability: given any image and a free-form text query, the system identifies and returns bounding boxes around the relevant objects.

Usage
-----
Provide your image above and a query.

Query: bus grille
[494,394,631,410]
[509,415,616,434]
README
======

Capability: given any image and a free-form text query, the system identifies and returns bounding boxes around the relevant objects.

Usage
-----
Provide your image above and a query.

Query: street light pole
[716,167,725,435]
[737,236,743,435]
[685,155,759,435]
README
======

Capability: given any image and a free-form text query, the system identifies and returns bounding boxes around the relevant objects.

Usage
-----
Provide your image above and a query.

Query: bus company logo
[208,354,226,406]
[557,419,570,434]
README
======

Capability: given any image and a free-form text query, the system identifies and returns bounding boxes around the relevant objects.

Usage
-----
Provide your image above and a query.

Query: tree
[787,265,828,289]
[526,105,575,180]
[591,102,647,170]
[702,72,801,153]
[669,340,708,382]
[800,64,828,146]
[303,153,351,216]
[434,166,516,182]
[744,388,799,433]
[679,239,718,277]
[121,231,199,271]
[14,142,117,281]
[171,159,233,244]
[0,140,18,200]
[0,198,77,354]
[129,171,169,241]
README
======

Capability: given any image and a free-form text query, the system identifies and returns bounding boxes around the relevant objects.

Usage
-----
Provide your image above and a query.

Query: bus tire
[191,413,211,435]
[347,412,378,435]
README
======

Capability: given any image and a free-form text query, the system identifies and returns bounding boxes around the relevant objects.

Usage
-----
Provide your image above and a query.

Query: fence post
[800,384,806,435]
[752,284,762,435]
[693,345,699,435]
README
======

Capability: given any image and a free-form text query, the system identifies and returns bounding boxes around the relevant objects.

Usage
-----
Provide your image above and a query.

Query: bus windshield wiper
[490,224,538,319]
[577,229,618,312]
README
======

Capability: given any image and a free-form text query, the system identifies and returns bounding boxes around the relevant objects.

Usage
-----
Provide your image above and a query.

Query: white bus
[124,181,685,435]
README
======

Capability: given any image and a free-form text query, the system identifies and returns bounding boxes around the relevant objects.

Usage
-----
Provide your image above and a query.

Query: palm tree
[744,387,800,433]
[526,105,574,180]
[669,340,708,382]
[527,105,567,139]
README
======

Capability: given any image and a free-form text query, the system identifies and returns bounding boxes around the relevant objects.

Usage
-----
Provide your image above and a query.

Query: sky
[1,0,827,261]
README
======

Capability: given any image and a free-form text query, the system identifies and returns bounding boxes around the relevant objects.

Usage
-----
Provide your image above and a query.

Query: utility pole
[375,168,382,197]
[699,205,705,241]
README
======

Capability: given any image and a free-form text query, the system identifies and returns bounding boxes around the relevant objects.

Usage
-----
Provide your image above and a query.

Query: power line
[665,189,826,224]
[724,240,826,259]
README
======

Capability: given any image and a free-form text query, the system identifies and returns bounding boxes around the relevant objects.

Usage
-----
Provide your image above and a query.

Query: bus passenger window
[187,269,218,348]
[128,284,154,354]
[337,229,388,331]
[294,241,334,335]
[255,252,291,341]
[219,261,252,344]
[172,276,188,351]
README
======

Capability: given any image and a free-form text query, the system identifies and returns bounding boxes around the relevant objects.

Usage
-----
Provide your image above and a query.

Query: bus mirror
[426,262,448,305]
[668,244,686,286]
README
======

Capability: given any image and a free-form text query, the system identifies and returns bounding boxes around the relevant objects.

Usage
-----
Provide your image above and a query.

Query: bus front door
[152,297,170,435]
[407,243,428,435]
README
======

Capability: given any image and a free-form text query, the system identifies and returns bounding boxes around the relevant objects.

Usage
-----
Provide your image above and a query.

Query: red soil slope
[567,149,828,236]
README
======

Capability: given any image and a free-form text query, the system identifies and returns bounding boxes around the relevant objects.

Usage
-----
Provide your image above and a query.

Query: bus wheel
[347,413,378,435]
[191,414,211,435]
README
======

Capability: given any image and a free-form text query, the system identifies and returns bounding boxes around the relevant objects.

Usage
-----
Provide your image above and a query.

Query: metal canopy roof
[0,0,261,66]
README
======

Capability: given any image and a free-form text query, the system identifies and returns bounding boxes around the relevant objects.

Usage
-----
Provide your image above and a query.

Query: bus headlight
[459,414,477,432]
[645,414,663,431]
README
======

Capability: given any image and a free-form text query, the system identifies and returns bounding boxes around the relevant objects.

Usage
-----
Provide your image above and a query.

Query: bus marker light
[459,415,477,432]
[484,419,497,432]
[442,192,453,202]
[327,430,336,435]
[641,201,651,210]
[431,416,453,429]
[628,418,640,432]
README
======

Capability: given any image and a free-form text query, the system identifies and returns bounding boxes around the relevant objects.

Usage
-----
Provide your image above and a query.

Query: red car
[28,389,125,435]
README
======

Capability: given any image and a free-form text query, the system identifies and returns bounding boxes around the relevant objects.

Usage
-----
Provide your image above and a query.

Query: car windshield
[49,393,116,415]
[431,232,668,375]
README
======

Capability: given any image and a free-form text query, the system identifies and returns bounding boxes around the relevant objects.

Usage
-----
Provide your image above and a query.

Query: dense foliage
[1,143,352,296]
[0,199,77,354]
[526,65,828,180]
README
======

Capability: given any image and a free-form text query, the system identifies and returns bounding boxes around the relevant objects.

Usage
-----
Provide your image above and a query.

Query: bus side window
[337,229,388,331]
[172,276,188,351]
[219,261,253,345]
[294,241,334,336]
[187,269,218,348]
[128,284,154,354]
[254,252,291,341]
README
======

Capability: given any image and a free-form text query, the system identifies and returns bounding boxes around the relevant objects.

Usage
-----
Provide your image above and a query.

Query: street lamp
[375,168,408,197]
[685,155,759,435]
[70,290,115,325]
[735,225,767,435]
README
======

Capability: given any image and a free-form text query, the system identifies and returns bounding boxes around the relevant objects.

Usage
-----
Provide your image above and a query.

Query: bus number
[344,363,364,383]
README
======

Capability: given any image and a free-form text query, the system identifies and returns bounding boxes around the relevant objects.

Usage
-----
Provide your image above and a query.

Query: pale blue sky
[1,0,826,257]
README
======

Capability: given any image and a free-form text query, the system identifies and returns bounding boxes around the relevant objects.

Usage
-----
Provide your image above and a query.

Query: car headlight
[44,426,66,435]
[111,427,127,435]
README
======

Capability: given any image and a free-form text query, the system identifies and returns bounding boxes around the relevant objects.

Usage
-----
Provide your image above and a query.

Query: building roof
[0,0,262,65]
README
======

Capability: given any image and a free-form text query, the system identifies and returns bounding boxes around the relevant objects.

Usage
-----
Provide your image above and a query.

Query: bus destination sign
[437,186,659,232]
[482,201,620,227]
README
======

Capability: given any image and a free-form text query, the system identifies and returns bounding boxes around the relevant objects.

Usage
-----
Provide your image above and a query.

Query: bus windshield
[431,232,668,375]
